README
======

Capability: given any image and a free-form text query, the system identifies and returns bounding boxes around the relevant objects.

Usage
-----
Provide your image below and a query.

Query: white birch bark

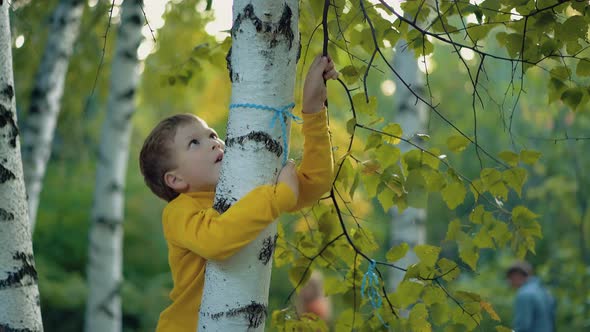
[389,43,428,290]
[21,0,84,231]
[0,2,44,330]
[84,1,143,331]
[198,1,299,330]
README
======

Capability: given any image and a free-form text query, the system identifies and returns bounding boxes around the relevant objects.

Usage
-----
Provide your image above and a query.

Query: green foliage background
[9,0,590,331]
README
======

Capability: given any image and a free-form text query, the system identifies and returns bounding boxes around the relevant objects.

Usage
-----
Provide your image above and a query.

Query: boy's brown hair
[139,114,198,202]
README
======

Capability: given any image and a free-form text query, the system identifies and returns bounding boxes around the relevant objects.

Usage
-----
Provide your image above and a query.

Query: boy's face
[165,117,225,193]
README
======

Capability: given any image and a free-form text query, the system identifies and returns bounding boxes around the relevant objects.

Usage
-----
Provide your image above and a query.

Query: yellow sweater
[156,110,333,331]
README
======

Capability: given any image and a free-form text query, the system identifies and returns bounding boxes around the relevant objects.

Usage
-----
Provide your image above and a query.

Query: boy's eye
[189,139,199,147]
[210,133,218,139]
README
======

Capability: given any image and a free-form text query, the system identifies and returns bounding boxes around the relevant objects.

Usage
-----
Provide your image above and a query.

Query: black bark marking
[0,208,15,222]
[1,84,14,100]
[213,197,233,214]
[258,234,278,265]
[108,182,123,193]
[0,103,19,148]
[0,324,36,332]
[276,4,294,49]
[117,88,136,100]
[210,301,267,329]
[97,281,122,319]
[121,49,136,60]
[0,164,16,184]
[296,33,302,62]
[0,252,38,290]
[128,13,142,26]
[232,4,295,50]
[95,216,122,232]
[225,131,283,159]
[226,47,233,82]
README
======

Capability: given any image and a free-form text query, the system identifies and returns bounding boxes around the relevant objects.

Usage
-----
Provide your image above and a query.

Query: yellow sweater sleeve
[163,183,296,261]
[292,109,334,211]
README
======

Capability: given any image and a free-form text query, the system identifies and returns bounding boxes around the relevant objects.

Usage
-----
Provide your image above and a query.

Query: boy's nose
[211,140,221,150]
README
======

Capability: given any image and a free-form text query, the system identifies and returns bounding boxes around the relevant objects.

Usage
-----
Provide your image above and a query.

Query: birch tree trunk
[84,1,143,331]
[198,0,299,330]
[389,44,428,290]
[0,2,44,330]
[21,0,84,231]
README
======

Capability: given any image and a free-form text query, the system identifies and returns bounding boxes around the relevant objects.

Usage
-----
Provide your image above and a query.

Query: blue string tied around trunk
[229,102,301,165]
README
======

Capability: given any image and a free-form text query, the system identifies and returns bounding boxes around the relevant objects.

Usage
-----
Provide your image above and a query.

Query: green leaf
[441,181,466,209]
[561,87,586,112]
[550,66,571,81]
[324,276,350,295]
[556,15,587,42]
[408,303,431,332]
[352,227,379,253]
[474,229,495,249]
[481,301,501,321]
[576,58,590,76]
[386,242,409,263]
[288,260,311,288]
[445,219,462,241]
[391,281,424,309]
[414,244,441,267]
[382,123,403,144]
[446,135,470,153]
[423,285,446,306]
[437,258,460,281]
[519,149,541,164]
[377,188,395,212]
[375,144,401,167]
[498,150,519,167]
[346,118,356,135]
[490,221,512,247]
[365,132,382,150]
[430,303,450,325]
[352,93,378,116]
[503,168,527,197]
[340,65,363,85]
[458,238,479,270]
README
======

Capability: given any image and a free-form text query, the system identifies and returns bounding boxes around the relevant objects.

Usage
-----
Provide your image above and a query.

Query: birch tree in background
[84,1,143,331]
[198,0,300,330]
[0,2,43,330]
[389,43,428,291]
[21,0,84,231]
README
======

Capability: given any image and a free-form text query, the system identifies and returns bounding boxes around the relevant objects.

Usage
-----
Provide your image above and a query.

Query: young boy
[139,55,338,332]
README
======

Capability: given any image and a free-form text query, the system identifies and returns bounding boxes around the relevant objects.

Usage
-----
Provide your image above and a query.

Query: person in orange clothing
[139,55,338,332]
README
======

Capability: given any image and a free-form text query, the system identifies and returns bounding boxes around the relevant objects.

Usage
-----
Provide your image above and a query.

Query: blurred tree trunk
[0,2,43,330]
[20,0,84,232]
[198,0,299,330]
[84,1,143,331]
[389,43,428,291]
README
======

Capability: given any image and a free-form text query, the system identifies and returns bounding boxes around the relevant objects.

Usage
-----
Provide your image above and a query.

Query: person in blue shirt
[506,261,556,332]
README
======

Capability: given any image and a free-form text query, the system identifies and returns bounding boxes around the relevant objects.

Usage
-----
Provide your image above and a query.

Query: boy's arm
[292,108,334,211]
[163,183,296,260]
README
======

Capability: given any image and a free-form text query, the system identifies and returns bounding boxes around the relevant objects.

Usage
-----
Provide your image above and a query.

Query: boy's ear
[164,171,188,192]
